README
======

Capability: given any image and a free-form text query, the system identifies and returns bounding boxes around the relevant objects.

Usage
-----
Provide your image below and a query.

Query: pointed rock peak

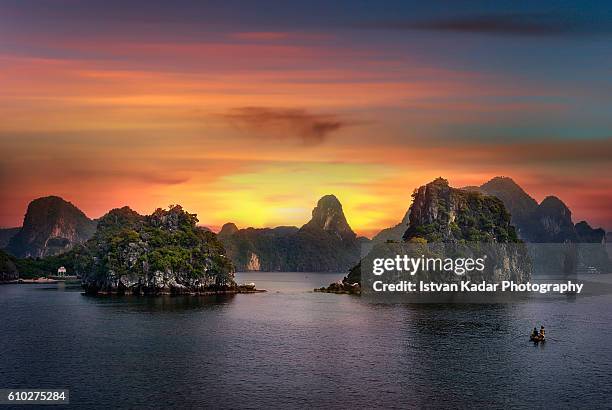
[7,195,96,258]
[575,220,593,230]
[303,195,355,240]
[481,177,536,201]
[427,177,450,189]
[149,205,199,230]
[97,206,143,230]
[482,176,522,190]
[26,196,88,218]
[408,178,453,206]
[219,222,239,236]
[575,221,605,243]
[104,206,141,219]
[479,176,538,222]
[422,177,451,195]
[539,196,570,214]
[314,194,342,212]
[481,176,530,195]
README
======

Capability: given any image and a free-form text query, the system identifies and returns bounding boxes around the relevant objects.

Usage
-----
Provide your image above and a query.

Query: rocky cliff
[218,225,300,271]
[575,222,606,243]
[524,196,578,243]
[301,195,356,241]
[7,196,96,258]
[218,195,364,272]
[337,178,529,290]
[479,177,538,233]
[76,205,236,295]
[403,178,520,243]
[476,177,606,244]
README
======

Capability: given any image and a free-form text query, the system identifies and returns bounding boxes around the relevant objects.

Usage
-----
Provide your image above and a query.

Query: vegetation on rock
[73,205,236,294]
[322,178,530,293]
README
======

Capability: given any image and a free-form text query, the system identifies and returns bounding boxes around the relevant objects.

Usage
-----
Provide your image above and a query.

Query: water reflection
[81,293,238,312]
[2,273,612,408]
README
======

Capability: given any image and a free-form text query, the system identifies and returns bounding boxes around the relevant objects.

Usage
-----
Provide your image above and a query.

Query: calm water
[2,272,612,409]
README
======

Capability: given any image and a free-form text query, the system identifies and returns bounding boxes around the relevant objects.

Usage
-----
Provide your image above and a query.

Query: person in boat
[531,327,539,339]
[539,326,545,339]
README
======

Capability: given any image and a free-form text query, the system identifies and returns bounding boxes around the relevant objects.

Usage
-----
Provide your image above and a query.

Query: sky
[1,0,611,236]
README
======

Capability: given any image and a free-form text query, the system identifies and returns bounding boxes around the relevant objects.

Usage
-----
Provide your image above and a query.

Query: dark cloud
[222,107,348,145]
[361,13,612,37]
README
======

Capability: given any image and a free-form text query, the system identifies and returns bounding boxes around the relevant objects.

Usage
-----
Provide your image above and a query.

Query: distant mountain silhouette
[479,177,538,232]
[474,177,605,244]
[369,175,607,249]
[218,195,365,272]
[6,196,97,258]
[370,210,410,245]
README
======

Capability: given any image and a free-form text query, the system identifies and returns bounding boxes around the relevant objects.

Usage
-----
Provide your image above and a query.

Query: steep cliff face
[7,196,96,258]
[343,178,527,287]
[404,177,519,243]
[218,226,300,271]
[524,196,577,243]
[301,195,356,241]
[77,205,235,295]
[479,177,538,234]
[575,222,605,243]
[218,222,239,238]
[218,195,363,272]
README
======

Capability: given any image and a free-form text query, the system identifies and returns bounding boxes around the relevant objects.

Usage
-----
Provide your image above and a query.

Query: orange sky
[1,4,611,236]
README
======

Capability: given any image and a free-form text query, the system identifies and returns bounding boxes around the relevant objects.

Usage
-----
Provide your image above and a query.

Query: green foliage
[12,205,235,288]
[77,205,235,287]
[14,252,77,278]
[404,178,521,244]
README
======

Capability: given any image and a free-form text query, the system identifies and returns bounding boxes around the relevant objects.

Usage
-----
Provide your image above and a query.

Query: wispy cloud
[221,107,349,145]
[360,13,612,37]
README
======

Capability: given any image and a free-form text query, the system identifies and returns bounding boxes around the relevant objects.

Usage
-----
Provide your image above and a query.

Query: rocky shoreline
[82,283,265,296]
[314,281,360,295]
[1,277,71,284]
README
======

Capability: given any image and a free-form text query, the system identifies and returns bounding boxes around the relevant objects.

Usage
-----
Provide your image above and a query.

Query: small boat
[530,335,545,343]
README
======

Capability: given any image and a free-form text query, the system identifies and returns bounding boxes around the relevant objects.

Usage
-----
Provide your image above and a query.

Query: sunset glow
[1,1,611,235]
